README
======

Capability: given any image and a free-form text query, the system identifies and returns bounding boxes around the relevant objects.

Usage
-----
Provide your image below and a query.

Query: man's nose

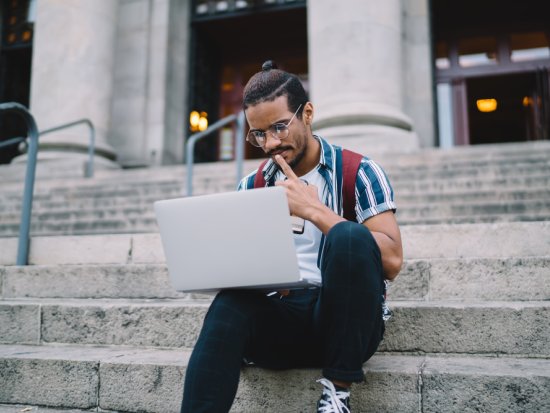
[263,133,282,152]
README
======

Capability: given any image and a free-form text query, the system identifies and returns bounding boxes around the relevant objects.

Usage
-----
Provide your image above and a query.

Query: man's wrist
[308,204,346,234]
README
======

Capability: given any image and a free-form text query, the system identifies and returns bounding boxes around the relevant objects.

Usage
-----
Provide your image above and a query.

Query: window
[510,31,550,62]
[458,36,498,67]
[435,41,450,70]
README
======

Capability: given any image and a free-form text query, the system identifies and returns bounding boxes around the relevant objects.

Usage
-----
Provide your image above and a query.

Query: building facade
[0,0,548,167]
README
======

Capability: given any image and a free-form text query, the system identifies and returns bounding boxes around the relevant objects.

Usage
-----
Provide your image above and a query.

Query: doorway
[189,1,308,162]
[0,0,34,164]
[431,0,550,147]
[467,71,550,144]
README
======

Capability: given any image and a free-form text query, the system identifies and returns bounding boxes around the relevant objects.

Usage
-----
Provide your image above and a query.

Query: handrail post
[185,114,237,197]
[0,102,40,265]
[185,135,195,197]
[86,119,95,178]
[235,110,246,184]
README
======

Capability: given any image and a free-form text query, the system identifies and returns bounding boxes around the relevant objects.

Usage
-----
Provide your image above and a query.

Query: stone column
[109,0,189,167]
[307,0,419,154]
[25,0,118,169]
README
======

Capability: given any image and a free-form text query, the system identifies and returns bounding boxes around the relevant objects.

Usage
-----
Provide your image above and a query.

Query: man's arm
[362,211,402,280]
[274,155,403,280]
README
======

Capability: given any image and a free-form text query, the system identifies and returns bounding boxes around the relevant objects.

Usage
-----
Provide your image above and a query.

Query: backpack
[252,149,364,222]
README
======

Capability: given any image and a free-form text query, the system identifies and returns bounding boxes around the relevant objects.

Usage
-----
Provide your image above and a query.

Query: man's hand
[274,155,345,234]
[273,154,322,220]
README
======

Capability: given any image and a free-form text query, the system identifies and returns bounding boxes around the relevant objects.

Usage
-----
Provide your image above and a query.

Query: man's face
[245,96,308,170]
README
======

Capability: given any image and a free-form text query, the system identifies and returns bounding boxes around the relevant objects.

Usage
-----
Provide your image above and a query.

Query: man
[181,61,402,413]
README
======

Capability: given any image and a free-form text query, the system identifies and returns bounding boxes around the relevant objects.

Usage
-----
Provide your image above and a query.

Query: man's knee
[322,221,383,287]
[325,220,379,256]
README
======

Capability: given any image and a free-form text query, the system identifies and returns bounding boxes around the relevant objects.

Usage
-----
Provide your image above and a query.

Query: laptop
[154,186,320,292]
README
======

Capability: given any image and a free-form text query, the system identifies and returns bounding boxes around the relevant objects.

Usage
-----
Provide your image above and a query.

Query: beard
[269,133,308,171]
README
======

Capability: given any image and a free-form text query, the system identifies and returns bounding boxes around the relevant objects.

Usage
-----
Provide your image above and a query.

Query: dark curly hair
[243,60,308,117]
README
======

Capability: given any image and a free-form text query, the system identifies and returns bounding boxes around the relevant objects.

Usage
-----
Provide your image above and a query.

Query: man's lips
[268,147,292,157]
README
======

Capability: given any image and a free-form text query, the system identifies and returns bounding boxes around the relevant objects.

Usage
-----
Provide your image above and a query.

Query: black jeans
[181,221,385,412]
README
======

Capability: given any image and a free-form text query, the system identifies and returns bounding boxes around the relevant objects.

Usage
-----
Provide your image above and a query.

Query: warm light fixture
[189,110,208,132]
[189,111,200,129]
[198,112,208,132]
[476,98,497,113]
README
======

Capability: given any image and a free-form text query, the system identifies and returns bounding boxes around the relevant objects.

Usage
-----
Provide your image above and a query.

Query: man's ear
[302,101,314,125]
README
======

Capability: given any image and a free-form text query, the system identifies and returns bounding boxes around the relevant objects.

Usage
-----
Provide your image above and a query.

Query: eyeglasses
[246,104,302,148]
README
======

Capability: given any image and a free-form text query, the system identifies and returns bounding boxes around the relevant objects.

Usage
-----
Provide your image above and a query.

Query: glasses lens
[271,124,289,140]
[246,131,264,147]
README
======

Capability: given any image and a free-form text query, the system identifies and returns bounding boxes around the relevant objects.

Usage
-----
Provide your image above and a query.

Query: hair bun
[262,60,278,71]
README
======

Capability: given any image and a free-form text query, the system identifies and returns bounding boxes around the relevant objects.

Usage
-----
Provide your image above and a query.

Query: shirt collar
[261,135,334,182]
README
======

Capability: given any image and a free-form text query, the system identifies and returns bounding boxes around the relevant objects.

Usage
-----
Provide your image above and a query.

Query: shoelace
[317,378,351,413]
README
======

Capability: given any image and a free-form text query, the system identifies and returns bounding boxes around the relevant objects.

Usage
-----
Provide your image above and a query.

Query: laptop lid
[154,186,317,292]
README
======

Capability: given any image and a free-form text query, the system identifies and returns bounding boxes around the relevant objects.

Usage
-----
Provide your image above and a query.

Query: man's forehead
[246,97,291,127]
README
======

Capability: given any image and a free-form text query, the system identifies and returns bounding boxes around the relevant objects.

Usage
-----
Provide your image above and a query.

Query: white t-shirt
[274,166,327,285]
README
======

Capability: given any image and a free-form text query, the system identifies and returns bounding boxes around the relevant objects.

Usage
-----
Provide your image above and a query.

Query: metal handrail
[39,119,96,178]
[185,111,246,196]
[0,119,96,177]
[0,102,40,265]
[0,135,26,150]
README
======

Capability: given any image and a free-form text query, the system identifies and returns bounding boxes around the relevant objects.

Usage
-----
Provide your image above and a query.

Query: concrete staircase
[1,141,550,412]
[1,141,550,237]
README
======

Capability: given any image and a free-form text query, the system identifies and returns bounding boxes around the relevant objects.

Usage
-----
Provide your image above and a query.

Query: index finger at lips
[275,155,298,180]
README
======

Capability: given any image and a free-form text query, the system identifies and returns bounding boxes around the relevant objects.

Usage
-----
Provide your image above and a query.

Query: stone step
[1,196,549,225]
[3,173,550,212]
[397,212,550,225]
[396,187,550,203]
[2,221,549,263]
[1,152,548,186]
[0,343,548,412]
[2,173,549,219]
[3,211,550,238]
[0,405,95,413]
[1,256,548,301]
[2,153,549,196]
[2,185,549,215]
[1,298,548,356]
[394,174,550,193]
[0,219,158,237]
[2,140,549,188]
[3,136,550,173]
[396,198,550,218]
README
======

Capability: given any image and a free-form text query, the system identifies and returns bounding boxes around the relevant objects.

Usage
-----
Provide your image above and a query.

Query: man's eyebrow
[270,117,292,126]
[250,118,291,132]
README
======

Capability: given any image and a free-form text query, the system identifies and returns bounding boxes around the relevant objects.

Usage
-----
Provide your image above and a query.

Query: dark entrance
[467,71,549,144]
[189,0,308,162]
[431,0,550,146]
[0,0,34,164]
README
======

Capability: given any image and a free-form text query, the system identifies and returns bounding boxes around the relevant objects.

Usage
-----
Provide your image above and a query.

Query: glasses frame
[246,104,303,148]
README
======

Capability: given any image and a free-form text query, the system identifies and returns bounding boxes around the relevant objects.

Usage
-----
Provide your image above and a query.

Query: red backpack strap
[253,159,269,188]
[342,149,364,222]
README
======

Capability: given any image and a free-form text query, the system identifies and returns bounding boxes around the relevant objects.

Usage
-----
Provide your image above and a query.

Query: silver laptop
[154,186,319,292]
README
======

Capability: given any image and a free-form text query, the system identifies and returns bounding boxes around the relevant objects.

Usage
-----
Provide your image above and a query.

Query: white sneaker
[316,378,351,413]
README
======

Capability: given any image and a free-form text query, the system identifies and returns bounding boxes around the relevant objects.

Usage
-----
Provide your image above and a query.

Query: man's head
[243,60,308,116]
[243,61,318,175]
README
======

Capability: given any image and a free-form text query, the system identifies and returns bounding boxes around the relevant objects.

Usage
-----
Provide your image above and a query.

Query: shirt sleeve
[355,159,397,222]
[237,171,257,191]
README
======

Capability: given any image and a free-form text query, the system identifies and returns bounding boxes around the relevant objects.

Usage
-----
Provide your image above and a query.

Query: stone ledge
[1,256,549,301]
[1,299,548,356]
[1,344,549,413]
[1,221,549,266]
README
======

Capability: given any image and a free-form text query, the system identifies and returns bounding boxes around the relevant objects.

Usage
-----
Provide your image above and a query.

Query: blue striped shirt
[238,135,396,225]
[238,136,396,320]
